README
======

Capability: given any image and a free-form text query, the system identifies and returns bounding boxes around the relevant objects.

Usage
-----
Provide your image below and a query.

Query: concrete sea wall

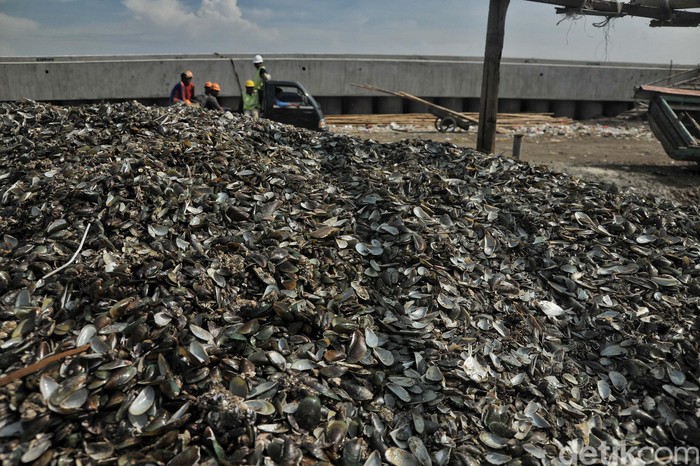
[0,54,692,119]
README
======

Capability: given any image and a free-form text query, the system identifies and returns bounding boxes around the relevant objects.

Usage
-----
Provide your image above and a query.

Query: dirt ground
[331,119,700,206]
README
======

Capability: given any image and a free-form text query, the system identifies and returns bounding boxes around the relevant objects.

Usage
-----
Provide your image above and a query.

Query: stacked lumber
[483,112,574,126]
[326,112,573,129]
[335,83,574,130]
[326,113,435,127]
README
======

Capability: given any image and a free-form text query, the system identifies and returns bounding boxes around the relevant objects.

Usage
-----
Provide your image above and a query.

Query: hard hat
[253,55,263,64]
[204,81,212,89]
[183,70,193,78]
[245,80,255,87]
[211,83,221,91]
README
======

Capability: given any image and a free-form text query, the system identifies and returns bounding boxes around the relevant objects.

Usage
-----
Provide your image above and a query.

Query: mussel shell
[129,386,155,416]
[294,396,322,431]
[385,447,420,466]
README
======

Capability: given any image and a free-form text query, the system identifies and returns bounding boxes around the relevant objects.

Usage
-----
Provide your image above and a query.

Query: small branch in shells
[0,344,91,388]
[39,223,92,283]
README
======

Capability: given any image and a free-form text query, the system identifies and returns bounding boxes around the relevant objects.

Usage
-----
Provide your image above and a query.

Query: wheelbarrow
[351,83,479,132]
[429,107,473,133]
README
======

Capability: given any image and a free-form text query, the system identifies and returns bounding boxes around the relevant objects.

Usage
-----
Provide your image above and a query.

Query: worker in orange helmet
[203,83,224,111]
[195,81,213,106]
[169,70,195,106]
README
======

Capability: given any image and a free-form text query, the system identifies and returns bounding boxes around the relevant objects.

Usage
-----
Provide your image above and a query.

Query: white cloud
[0,43,14,55]
[123,0,190,28]
[198,0,243,21]
[115,0,272,54]
[0,1,696,63]
[0,11,39,35]
[0,11,39,54]
[122,0,259,34]
[244,7,274,22]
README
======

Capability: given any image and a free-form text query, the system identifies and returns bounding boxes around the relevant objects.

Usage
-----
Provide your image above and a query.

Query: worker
[169,70,195,106]
[241,80,260,117]
[274,87,299,108]
[252,55,271,91]
[252,54,271,105]
[195,81,213,106]
[203,83,224,111]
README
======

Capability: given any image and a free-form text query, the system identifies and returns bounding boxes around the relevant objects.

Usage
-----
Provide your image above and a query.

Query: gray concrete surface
[0,54,693,118]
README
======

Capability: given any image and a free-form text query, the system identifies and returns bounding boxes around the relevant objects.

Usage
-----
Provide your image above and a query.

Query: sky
[0,0,698,65]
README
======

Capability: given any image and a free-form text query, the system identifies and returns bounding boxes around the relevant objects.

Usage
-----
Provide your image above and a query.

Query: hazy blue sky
[0,0,698,64]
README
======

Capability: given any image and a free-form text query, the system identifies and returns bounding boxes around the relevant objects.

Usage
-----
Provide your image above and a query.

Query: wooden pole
[477,0,510,154]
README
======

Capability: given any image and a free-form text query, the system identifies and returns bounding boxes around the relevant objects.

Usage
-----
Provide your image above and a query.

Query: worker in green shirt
[252,55,271,106]
[242,80,260,118]
[252,55,271,91]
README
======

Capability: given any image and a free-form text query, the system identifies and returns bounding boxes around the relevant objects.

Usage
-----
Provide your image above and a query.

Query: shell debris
[0,100,698,464]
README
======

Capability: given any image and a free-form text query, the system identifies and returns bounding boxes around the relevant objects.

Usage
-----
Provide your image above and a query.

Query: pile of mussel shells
[0,100,698,466]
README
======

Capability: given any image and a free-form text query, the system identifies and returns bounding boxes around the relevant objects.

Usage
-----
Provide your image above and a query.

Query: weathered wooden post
[477,0,510,154]
[512,133,524,159]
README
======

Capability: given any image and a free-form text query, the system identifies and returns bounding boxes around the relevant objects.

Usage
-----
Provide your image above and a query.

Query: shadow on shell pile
[0,100,699,466]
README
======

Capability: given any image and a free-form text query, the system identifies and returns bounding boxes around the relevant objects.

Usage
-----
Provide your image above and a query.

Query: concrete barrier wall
[0,54,692,115]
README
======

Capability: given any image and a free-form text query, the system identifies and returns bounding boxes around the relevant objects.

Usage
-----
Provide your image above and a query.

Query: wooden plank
[478,0,510,153]
[325,112,573,129]
[352,83,479,124]
[636,84,700,99]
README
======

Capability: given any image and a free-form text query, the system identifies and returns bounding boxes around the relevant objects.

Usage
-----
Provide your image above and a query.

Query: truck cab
[261,80,327,132]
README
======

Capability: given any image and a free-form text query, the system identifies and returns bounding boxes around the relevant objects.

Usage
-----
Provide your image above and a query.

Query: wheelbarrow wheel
[435,116,456,133]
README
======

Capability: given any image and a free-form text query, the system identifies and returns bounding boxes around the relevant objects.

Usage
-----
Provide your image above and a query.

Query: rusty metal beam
[523,0,700,26]
[632,0,700,8]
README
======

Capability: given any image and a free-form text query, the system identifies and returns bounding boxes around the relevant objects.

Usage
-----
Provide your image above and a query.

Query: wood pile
[326,112,573,130]
[333,83,574,131]
[326,113,435,127]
